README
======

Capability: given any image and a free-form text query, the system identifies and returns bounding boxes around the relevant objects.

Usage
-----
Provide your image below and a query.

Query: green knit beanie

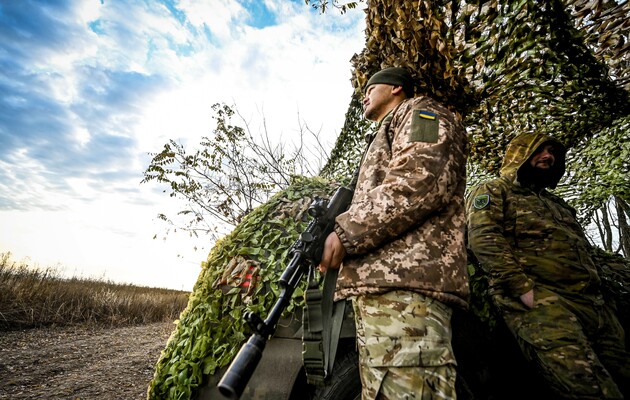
[365,67,414,98]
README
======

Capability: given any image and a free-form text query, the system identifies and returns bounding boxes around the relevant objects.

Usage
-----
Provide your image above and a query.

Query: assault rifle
[217,185,354,399]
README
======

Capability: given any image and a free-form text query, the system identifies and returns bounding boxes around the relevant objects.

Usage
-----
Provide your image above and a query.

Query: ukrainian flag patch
[418,111,436,120]
[410,109,439,143]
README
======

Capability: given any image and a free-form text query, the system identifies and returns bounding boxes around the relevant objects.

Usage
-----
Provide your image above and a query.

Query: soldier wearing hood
[467,133,629,399]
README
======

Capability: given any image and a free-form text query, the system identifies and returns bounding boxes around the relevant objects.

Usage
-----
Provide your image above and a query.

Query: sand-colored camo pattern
[334,96,469,309]
[353,290,456,400]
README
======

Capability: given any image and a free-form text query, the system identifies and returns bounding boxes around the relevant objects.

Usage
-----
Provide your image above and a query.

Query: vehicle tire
[309,341,361,400]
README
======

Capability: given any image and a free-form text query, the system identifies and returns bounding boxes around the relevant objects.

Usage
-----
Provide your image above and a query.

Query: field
[0,253,190,399]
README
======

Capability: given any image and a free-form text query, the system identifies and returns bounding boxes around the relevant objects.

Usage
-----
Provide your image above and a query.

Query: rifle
[217,185,354,399]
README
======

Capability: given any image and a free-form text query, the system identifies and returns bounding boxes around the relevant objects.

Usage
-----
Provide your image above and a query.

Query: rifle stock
[217,186,353,398]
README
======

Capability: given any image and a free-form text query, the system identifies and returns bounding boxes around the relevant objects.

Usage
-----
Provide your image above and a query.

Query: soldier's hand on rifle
[318,231,346,274]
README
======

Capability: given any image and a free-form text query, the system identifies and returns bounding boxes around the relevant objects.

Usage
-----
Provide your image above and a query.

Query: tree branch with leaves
[141,103,332,242]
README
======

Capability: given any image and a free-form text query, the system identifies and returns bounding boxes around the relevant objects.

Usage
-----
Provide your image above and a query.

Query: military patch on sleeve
[473,194,490,209]
[410,109,439,143]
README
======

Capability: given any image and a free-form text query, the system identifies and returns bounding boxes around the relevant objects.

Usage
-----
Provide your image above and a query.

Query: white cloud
[179,0,247,39]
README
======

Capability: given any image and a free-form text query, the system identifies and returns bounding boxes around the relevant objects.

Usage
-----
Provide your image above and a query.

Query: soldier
[319,67,469,399]
[466,133,630,399]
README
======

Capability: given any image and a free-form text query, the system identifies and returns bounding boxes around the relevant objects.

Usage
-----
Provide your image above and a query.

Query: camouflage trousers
[495,286,630,399]
[351,290,457,400]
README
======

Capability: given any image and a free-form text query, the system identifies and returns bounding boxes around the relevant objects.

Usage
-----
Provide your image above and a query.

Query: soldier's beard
[518,164,558,190]
[364,104,382,122]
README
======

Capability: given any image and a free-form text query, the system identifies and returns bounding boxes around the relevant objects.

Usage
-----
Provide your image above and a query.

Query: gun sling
[303,266,346,385]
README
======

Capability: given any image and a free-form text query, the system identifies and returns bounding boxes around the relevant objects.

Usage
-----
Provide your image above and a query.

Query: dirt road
[0,322,174,400]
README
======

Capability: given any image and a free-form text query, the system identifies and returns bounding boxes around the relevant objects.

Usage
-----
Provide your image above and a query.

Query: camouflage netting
[146,177,338,399]
[591,247,630,331]
[348,0,629,153]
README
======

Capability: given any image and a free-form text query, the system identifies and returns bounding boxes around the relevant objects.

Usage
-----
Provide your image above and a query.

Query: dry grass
[0,252,190,330]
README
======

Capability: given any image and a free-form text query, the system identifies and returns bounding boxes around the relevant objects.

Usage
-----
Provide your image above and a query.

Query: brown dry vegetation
[0,252,190,399]
[0,252,189,330]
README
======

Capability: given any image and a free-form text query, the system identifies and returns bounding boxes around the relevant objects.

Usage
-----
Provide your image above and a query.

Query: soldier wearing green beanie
[364,67,415,98]
[319,66,469,400]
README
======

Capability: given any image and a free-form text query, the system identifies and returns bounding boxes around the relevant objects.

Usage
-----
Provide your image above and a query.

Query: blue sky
[0,0,365,290]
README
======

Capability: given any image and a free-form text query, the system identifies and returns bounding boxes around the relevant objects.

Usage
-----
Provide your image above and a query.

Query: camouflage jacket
[466,133,601,300]
[334,96,469,309]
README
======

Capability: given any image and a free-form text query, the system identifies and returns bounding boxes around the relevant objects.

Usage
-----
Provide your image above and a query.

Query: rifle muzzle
[217,334,266,399]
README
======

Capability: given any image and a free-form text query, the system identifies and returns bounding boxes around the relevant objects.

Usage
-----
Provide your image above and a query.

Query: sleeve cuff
[511,277,535,297]
[334,223,352,255]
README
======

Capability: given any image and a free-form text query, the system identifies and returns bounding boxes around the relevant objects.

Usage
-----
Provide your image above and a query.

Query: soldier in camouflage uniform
[467,133,630,399]
[319,67,470,399]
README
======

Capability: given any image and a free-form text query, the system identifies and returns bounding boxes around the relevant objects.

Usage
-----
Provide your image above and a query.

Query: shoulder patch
[410,109,439,143]
[473,194,490,209]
